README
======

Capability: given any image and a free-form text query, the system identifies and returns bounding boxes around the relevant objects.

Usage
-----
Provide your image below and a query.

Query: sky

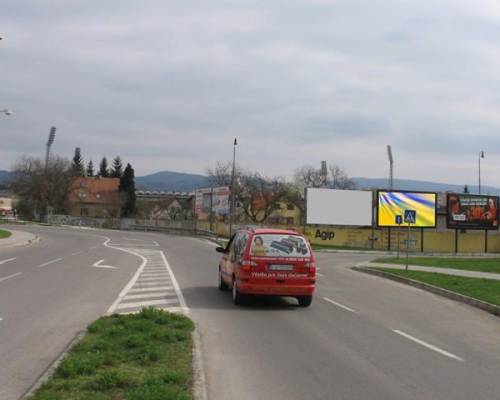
[1,0,500,186]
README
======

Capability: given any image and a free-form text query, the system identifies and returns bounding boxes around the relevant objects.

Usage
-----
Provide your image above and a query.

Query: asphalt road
[2,226,500,400]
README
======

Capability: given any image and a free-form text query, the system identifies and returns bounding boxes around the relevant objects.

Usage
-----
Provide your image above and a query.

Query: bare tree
[293,165,326,189]
[11,156,72,220]
[328,164,356,189]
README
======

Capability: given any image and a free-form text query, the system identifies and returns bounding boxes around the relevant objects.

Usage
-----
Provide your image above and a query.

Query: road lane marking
[323,297,358,314]
[123,292,177,300]
[0,258,16,265]
[116,298,178,309]
[160,250,187,309]
[70,251,83,256]
[36,258,63,268]
[317,272,325,277]
[392,330,464,362]
[0,272,22,283]
[128,286,174,293]
[92,259,119,269]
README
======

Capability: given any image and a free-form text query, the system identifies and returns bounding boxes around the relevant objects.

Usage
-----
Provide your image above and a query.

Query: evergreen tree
[86,160,95,177]
[71,147,85,176]
[463,184,469,193]
[120,163,136,217]
[111,156,123,178]
[99,157,109,177]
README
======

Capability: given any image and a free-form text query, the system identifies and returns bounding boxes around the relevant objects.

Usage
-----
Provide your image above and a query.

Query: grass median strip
[375,256,500,274]
[29,308,194,400]
[377,268,500,307]
[0,229,12,239]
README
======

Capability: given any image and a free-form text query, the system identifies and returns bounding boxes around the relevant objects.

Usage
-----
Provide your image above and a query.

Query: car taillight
[305,261,316,275]
[241,259,257,272]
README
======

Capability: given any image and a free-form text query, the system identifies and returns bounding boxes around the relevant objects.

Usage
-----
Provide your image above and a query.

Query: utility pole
[478,150,484,194]
[229,138,238,237]
[387,145,394,190]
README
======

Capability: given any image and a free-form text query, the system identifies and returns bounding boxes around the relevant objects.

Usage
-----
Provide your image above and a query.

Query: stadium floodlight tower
[45,127,56,167]
[479,150,485,194]
[387,145,394,190]
[0,109,13,116]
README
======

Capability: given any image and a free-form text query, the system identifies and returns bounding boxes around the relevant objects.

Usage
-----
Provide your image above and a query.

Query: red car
[216,228,316,307]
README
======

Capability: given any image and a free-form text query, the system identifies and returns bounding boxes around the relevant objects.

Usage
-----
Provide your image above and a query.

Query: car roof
[241,228,301,235]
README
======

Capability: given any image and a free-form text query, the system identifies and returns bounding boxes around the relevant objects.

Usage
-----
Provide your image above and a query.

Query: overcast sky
[1,1,500,186]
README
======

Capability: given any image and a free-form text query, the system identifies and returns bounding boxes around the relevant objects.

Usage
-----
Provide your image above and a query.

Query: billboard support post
[387,228,391,252]
[455,229,458,254]
[421,228,424,253]
[485,229,488,253]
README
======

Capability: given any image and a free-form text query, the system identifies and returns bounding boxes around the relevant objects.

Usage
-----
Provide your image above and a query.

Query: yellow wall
[201,222,500,253]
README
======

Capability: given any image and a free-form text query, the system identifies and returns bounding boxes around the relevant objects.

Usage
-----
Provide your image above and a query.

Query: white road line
[128,286,174,293]
[141,273,170,277]
[70,251,83,256]
[134,281,171,287]
[36,258,63,268]
[317,272,325,277]
[0,272,22,283]
[0,258,16,265]
[160,250,188,309]
[123,292,176,300]
[116,298,179,309]
[392,330,464,362]
[323,297,358,314]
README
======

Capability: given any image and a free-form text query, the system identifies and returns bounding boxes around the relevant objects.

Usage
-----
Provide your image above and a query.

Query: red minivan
[216,228,316,307]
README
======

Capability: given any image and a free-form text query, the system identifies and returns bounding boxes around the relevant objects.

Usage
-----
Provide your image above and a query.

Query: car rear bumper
[237,280,315,296]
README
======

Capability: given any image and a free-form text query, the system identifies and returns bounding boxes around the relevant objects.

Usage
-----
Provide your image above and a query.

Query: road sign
[395,215,403,225]
[404,210,416,224]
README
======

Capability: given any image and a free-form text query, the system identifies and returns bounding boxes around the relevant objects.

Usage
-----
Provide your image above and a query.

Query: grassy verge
[376,268,500,307]
[374,257,500,274]
[0,229,12,239]
[30,308,194,400]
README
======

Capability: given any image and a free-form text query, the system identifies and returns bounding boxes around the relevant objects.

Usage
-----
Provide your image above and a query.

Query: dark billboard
[447,194,499,230]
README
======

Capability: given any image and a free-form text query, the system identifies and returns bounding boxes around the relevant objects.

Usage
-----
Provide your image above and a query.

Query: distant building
[0,190,13,217]
[68,177,122,218]
[135,190,194,220]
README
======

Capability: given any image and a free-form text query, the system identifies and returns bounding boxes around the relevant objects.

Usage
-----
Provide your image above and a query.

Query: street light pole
[229,138,238,237]
[479,150,485,194]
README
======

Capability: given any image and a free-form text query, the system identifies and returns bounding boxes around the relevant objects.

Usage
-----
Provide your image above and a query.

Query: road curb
[21,331,85,399]
[352,265,500,318]
[0,232,40,251]
[192,325,208,400]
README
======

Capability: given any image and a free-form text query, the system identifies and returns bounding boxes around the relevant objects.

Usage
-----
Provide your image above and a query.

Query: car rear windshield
[249,234,310,258]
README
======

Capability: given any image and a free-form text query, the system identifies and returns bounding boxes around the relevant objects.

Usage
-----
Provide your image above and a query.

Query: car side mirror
[216,247,226,253]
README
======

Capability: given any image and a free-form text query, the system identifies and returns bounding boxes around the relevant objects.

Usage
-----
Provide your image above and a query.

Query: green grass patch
[377,268,500,307]
[374,256,500,274]
[29,308,194,400]
[0,229,12,239]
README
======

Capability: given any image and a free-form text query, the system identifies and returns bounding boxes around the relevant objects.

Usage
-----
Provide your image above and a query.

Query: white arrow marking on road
[92,259,118,269]
[0,258,16,265]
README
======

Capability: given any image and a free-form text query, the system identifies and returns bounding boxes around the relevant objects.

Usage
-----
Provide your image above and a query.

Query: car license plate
[269,264,293,271]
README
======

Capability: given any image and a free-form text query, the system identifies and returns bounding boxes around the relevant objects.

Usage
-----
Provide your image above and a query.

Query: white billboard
[306,188,372,226]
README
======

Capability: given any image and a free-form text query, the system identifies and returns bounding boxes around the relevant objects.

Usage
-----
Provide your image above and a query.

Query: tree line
[11,148,136,220]
[206,161,355,224]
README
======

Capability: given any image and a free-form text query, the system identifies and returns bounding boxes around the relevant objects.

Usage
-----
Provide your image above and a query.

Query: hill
[135,171,209,192]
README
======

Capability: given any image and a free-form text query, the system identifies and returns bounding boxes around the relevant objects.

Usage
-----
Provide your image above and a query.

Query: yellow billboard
[377,191,436,228]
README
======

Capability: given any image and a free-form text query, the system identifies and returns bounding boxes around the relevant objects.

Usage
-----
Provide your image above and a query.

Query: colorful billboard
[447,194,499,230]
[306,188,372,226]
[377,191,436,228]
[195,186,230,221]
